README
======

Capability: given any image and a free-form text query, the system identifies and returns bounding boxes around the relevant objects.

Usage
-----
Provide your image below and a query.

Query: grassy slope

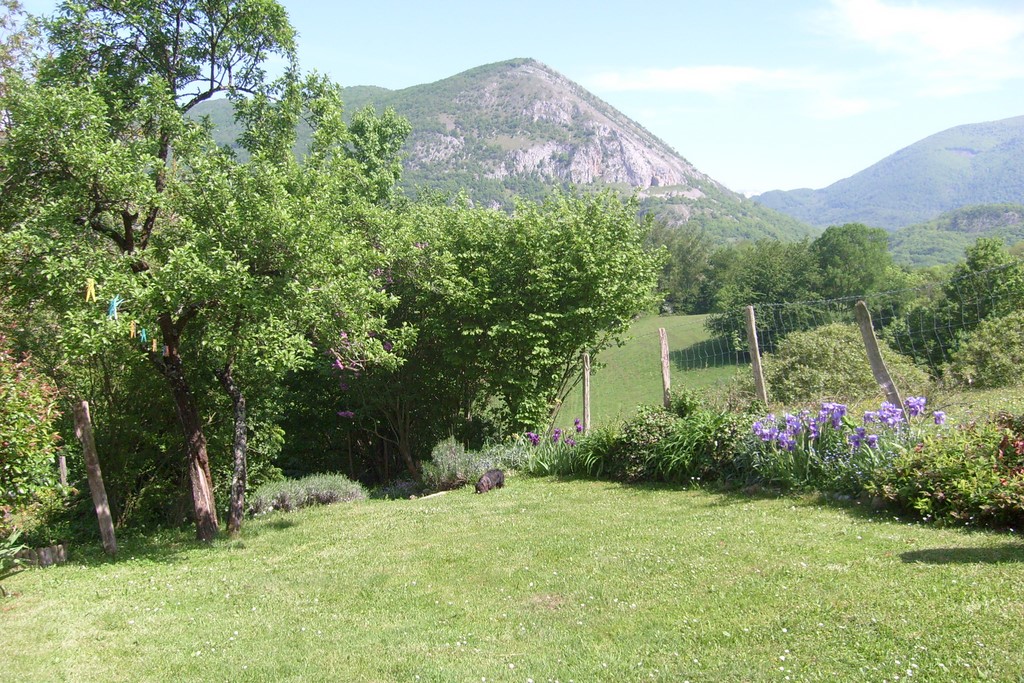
[4,478,1023,681]
[557,314,738,427]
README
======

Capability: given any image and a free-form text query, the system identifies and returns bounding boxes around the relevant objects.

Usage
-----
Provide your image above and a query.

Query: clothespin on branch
[107,295,125,320]
[85,278,97,302]
[129,321,137,339]
[139,328,148,343]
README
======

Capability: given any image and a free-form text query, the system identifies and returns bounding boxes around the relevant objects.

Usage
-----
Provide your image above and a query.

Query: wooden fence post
[855,301,906,418]
[582,352,591,433]
[72,400,117,556]
[659,328,671,409]
[745,306,769,405]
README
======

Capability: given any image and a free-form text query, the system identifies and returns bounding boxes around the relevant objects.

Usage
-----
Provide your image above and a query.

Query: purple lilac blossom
[933,411,946,425]
[574,418,583,433]
[552,428,562,444]
[526,432,540,446]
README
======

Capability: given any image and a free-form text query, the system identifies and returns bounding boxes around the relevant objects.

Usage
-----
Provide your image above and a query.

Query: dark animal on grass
[475,469,505,494]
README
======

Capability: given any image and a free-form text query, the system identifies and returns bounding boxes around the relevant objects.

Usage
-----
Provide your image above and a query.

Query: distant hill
[753,115,1024,231]
[888,203,1024,267]
[193,59,815,244]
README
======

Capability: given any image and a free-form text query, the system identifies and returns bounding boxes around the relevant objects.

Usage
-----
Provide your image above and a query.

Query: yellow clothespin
[130,321,137,338]
[85,278,97,302]
[151,339,157,352]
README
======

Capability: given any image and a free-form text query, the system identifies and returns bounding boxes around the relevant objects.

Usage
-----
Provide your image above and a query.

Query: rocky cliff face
[411,59,709,193]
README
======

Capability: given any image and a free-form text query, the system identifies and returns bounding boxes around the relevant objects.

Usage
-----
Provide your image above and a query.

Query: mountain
[753,115,1024,231]
[888,203,1024,268]
[193,58,814,243]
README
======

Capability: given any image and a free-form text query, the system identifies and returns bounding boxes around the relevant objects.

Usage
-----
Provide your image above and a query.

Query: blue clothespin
[108,295,125,320]
[139,327,148,343]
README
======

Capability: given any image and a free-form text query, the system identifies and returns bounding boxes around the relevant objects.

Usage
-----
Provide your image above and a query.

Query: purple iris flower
[906,396,926,417]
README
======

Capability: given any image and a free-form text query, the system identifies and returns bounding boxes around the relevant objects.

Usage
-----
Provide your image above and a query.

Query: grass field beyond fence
[4,478,1023,681]
[558,314,738,427]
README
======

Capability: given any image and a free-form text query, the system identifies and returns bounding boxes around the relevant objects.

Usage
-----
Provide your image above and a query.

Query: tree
[0,0,40,98]
[0,1,401,540]
[647,221,710,314]
[703,239,821,345]
[323,191,663,474]
[884,238,1024,370]
[811,223,893,300]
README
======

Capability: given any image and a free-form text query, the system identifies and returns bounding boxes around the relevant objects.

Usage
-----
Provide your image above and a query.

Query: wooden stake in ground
[855,300,906,418]
[745,306,769,405]
[582,352,591,433]
[72,401,117,556]
[659,328,671,409]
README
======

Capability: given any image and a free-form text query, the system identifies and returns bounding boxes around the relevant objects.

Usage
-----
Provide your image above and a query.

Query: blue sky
[18,0,1024,194]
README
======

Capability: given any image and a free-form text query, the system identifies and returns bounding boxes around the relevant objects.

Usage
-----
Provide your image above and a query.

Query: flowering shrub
[874,413,1024,527]
[745,397,946,494]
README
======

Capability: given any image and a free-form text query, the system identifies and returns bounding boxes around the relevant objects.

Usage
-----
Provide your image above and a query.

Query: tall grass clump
[521,419,587,476]
[249,474,367,515]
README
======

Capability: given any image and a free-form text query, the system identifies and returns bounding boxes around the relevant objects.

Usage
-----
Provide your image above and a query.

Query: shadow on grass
[59,514,304,569]
[901,546,1024,564]
[670,339,746,372]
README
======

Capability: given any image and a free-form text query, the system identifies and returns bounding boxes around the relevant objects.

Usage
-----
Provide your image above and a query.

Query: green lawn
[558,314,739,427]
[4,478,1023,681]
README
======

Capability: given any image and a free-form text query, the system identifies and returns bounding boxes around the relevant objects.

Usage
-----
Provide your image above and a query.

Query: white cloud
[824,0,1024,93]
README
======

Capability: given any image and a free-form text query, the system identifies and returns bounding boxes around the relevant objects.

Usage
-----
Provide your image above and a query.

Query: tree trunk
[216,363,247,537]
[156,318,219,542]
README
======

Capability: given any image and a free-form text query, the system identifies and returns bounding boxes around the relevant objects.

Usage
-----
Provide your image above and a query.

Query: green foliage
[946,310,1024,389]
[597,406,680,482]
[875,416,1024,527]
[811,223,893,299]
[336,190,662,468]
[248,473,366,515]
[0,334,61,515]
[0,527,26,595]
[762,322,931,404]
[0,1,407,536]
[703,239,821,342]
[885,238,1024,370]
[7,485,89,547]
[646,222,710,313]
[649,409,748,484]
